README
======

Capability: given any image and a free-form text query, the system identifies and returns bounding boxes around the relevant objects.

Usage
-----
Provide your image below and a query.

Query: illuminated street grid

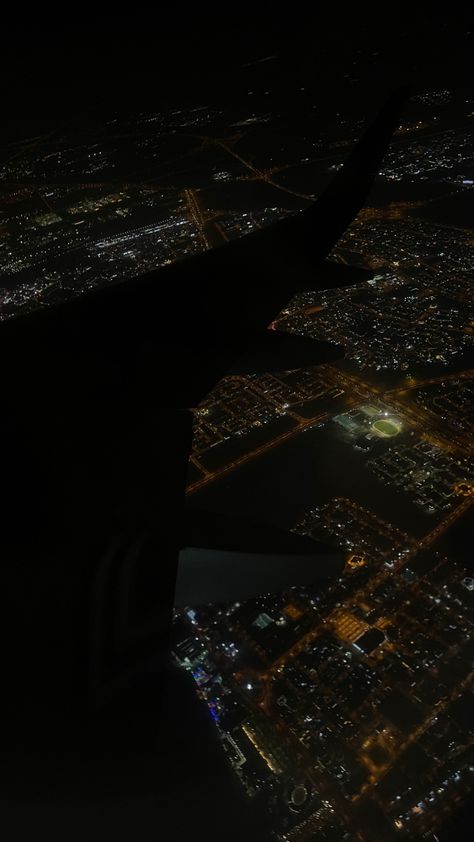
[1,86,472,325]
[367,441,474,517]
[176,93,473,839]
[381,124,474,182]
[174,543,473,840]
[191,369,344,476]
[413,379,474,436]
[274,215,474,373]
[294,498,416,571]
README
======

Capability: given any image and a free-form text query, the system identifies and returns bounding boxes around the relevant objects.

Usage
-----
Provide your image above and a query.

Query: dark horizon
[1,11,472,136]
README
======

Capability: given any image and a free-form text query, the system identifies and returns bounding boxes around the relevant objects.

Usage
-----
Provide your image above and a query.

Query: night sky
[1,11,472,137]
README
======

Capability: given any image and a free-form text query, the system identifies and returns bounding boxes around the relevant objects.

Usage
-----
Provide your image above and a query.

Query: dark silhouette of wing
[0,87,409,817]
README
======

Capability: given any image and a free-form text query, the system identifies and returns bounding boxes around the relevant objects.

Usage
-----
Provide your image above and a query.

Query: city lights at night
[0,11,472,842]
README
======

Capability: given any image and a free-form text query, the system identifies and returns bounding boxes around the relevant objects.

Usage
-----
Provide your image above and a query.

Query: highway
[187,411,330,495]
[205,136,315,202]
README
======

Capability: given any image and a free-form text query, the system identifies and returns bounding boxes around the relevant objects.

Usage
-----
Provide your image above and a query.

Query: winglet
[293,86,411,256]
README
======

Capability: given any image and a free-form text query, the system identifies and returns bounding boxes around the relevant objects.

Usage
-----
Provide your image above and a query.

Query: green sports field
[372,419,400,437]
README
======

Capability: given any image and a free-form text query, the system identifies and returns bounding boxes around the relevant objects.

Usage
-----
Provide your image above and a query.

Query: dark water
[188,421,433,539]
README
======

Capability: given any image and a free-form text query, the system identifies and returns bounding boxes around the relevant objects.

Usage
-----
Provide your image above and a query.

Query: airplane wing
[0,88,409,809]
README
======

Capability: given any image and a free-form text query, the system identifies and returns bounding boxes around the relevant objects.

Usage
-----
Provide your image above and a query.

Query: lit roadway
[322,366,472,455]
[181,187,230,251]
[318,496,416,552]
[354,666,474,807]
[187,411,473,839]
[181,188,211,250]
[187,411,330,496]
[384,368,474,395]
[237,486,474,839]
[258,488,474,678]
[237,657,371,841]
[202,135,316,203]
[178,117,474,836]
[187,361,471,497]
[256,648,384,841]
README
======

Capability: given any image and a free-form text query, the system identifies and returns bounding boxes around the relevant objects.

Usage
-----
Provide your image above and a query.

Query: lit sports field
[372,418,401,437]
